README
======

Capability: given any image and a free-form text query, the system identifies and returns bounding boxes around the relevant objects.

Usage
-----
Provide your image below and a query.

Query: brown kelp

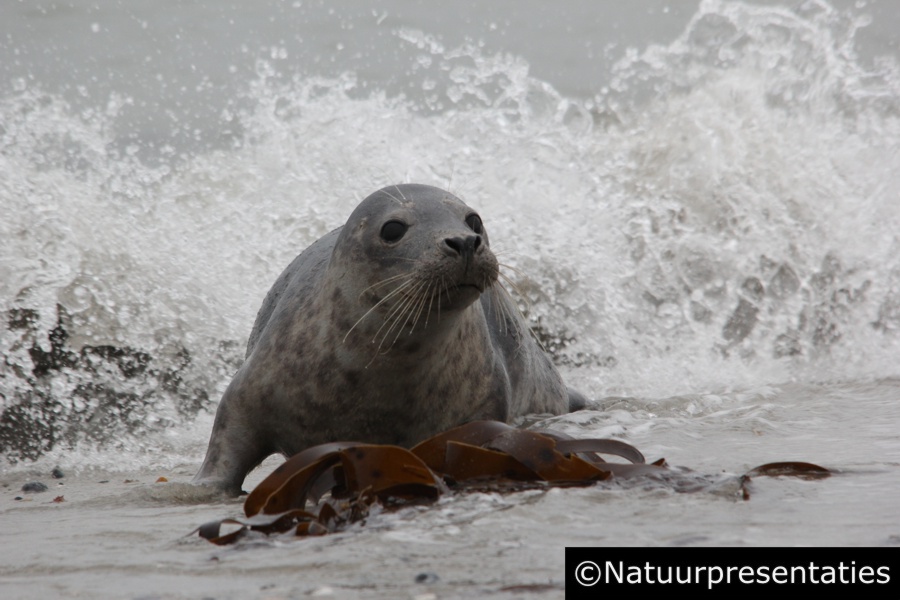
[194,420,828,545]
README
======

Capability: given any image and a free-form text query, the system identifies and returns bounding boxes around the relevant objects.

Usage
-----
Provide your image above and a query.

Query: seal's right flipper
[567,387,589,412]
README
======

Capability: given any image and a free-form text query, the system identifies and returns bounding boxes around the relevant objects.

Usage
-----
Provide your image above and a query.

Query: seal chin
[436,283,483,311]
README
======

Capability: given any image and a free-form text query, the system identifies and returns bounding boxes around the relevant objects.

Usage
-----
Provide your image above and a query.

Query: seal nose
[444,235,482,258]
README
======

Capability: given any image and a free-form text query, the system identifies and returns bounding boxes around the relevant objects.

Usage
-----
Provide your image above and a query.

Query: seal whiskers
[343,276,417,344]
[373,279,430,353]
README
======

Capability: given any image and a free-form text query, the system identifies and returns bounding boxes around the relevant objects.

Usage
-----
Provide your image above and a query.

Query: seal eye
[465,214,483,234]
[380,220,408,243]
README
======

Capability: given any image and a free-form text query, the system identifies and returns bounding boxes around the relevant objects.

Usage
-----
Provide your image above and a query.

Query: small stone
[22,481,48,493]
[51,467,65,479]
[414,572,439,584]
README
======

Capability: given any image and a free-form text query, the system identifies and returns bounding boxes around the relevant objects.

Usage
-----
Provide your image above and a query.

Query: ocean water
[1,0,899,598]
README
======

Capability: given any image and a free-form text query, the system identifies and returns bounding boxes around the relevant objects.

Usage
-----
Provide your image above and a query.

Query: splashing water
[1,0,898,469]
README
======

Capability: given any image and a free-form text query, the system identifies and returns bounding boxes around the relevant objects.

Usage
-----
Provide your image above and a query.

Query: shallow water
[1,1,899,598]
[3,380,899,599]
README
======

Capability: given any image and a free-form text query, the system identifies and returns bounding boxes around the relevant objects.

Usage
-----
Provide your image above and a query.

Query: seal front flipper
[567,387,589,412]
[192,432,267,495]
[192,383,271,495]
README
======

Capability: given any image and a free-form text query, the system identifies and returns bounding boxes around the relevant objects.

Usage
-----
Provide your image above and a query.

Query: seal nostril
[444,236,465,255]
[464,235,479,255]
[445,235,481,257]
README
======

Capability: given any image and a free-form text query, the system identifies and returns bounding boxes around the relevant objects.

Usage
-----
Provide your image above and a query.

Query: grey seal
[193,184,586,493]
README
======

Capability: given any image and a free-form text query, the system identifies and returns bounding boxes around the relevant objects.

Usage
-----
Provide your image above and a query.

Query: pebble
[22,481,49,493]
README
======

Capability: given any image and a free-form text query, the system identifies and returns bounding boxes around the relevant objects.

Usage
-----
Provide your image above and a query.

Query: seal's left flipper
[567,387,589,411]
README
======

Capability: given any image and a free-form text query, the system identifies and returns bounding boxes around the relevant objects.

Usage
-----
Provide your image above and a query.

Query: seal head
[194,184,586,493]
